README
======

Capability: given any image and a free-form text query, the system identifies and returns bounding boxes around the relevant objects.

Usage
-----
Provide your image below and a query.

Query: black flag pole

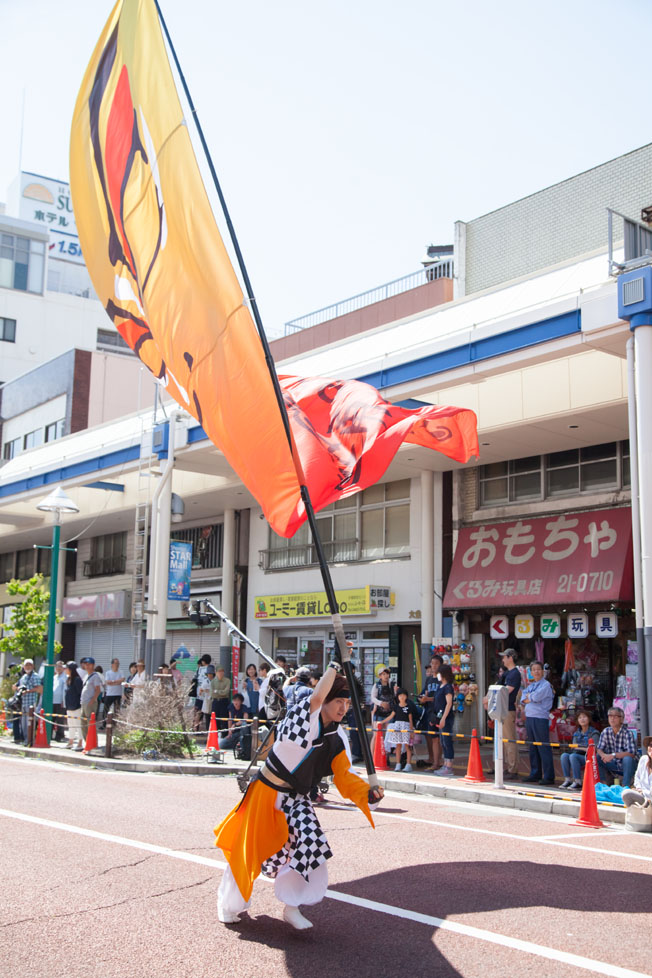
[153,1,378,786]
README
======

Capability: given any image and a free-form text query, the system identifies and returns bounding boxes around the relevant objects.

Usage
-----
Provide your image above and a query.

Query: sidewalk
[0,737,626,824]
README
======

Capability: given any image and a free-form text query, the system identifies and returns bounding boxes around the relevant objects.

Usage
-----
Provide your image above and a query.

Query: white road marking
[0,806,649,978]
[371,809,652,864]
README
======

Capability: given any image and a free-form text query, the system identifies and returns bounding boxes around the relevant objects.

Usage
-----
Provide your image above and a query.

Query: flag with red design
[70,0,478,538]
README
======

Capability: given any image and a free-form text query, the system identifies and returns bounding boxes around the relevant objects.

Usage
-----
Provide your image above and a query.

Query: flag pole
[153,1,378,786]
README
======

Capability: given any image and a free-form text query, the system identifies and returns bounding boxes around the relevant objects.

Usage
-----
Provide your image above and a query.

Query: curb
[0,740,625,824]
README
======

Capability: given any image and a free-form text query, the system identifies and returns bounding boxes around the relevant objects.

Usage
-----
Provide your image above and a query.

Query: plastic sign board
[168,541,192,600]
[514,613,534,638]
[254,586,387,619]
[490,614,509,639]
[540,613,561,638]
[443,507,633,608]
[567,612,589,638]
[596,611,618,638]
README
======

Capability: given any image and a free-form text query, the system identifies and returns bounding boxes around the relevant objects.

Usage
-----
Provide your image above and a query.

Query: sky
[1,0,652,337]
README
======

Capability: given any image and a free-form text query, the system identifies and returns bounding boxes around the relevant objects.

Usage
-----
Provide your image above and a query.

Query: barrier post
[28,705,35,747]
[494,718,505,789]
[105,713,113,758]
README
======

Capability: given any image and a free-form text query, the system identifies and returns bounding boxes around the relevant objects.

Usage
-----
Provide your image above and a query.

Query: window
[0,317,16,342]
[0,552,15,583]
[261,479,411,570]
[479,441,631,508]
[170,524,223,569]
[0,233,45,293]
[36,546,52,577]
[97,328,133,354]
[45,419,65,443]
[16,548,36,580]
[84,532,127,577]
[23,428,44,451]
[3,437,21,460]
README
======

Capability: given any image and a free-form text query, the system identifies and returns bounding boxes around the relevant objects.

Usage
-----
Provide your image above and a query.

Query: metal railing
[284,260,454,334]
[259,538,359,571]
[607,207,652,276]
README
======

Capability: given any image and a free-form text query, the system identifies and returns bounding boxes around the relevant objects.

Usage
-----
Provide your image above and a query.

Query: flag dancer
[215,648,384,929]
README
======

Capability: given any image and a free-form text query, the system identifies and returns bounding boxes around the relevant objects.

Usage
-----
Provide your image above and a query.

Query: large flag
[70,0,478,538]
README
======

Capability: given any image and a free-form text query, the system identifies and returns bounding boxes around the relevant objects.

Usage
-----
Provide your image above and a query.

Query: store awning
[443,506,633,609]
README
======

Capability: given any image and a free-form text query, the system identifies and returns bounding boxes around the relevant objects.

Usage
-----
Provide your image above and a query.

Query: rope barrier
[0,705,619,753]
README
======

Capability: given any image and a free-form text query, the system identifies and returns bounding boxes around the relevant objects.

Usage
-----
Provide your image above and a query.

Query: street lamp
[36,486,79,741]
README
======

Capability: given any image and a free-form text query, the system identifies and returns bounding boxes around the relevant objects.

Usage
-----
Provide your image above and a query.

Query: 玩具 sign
[443,507,633,608]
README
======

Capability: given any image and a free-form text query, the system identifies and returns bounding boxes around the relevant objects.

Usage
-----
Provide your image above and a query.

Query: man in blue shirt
[521,660,555,785]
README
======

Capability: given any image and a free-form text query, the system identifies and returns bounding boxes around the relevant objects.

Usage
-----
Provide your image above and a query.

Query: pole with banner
[231,636,240,694]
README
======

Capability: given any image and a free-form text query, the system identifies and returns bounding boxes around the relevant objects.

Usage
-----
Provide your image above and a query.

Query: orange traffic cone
[372,723,388,772]
[573,742,605,828]
[83,712,98,753]
[463,729,487,783]
[206,712,219,751]
[34,709,50,748]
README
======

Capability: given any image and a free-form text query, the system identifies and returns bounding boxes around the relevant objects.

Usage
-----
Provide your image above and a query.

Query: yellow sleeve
[331,750,375,828]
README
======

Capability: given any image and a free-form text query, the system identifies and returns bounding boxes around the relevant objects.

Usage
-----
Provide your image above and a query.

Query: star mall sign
[443,507,633,609]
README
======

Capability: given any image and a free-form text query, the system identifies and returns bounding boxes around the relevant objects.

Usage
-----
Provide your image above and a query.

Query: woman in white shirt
[622,736,652,807]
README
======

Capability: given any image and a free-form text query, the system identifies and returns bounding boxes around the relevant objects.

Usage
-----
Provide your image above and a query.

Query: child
[383,688,416,773]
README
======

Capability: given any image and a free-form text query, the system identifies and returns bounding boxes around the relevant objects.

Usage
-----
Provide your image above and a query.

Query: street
[1,756,651,978]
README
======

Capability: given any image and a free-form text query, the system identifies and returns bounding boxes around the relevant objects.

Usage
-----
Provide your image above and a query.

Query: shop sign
[596,611,618,638]
[567,612,589,638]
[514,613,534,638]
[490,614,509,638]
[231,637,240,693]
[254,585,387,620]
[168,541,193,600]
[443,507,633,608]
[13,171,85,265]
[540,613,560,638]
[62,591,130,622]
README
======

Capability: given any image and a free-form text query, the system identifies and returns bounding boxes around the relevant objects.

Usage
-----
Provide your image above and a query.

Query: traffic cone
[573,742,605,828]
[372,724,389,772]
[206,712,219,751]
[34,709,50,748]
[84,712,98,753]
[463,729,487,783]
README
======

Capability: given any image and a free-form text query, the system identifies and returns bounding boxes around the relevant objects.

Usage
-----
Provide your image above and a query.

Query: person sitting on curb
[559,709,600,790]
[597,706,637,787]
[521,660,555,786]
[623,736,652,808]
[218,693,251,756]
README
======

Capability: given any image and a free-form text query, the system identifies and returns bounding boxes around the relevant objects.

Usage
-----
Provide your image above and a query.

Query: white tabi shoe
[217,907,241,924]
[283,905,313,930]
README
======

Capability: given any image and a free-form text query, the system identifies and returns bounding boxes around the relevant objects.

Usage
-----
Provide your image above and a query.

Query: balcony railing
[284,260,454,334]
[259,538,359,571]
[83,554,127,577]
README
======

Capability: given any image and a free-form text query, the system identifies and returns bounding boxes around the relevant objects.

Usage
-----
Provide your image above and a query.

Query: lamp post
[36,486,79,741]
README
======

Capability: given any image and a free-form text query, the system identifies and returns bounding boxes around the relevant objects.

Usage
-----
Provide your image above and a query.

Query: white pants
[217,789,330,916]
[217,861,329,917]
[66,709,82,743]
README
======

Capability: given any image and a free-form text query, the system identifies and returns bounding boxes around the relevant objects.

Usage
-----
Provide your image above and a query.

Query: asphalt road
[1,754,651,978]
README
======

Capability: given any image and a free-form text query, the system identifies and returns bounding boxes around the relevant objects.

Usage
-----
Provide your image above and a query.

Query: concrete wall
[459,142,652,296]
[272,277,453,362]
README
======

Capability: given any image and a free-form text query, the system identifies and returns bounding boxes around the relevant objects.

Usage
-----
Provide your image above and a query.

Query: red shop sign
[443,506,633,608]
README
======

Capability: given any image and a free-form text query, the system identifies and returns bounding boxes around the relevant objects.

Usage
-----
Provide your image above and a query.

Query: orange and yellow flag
[70,0,302,534]
[71,0,478,539]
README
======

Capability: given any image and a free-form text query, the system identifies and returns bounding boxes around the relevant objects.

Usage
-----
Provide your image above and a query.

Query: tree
[0,574,62,671]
